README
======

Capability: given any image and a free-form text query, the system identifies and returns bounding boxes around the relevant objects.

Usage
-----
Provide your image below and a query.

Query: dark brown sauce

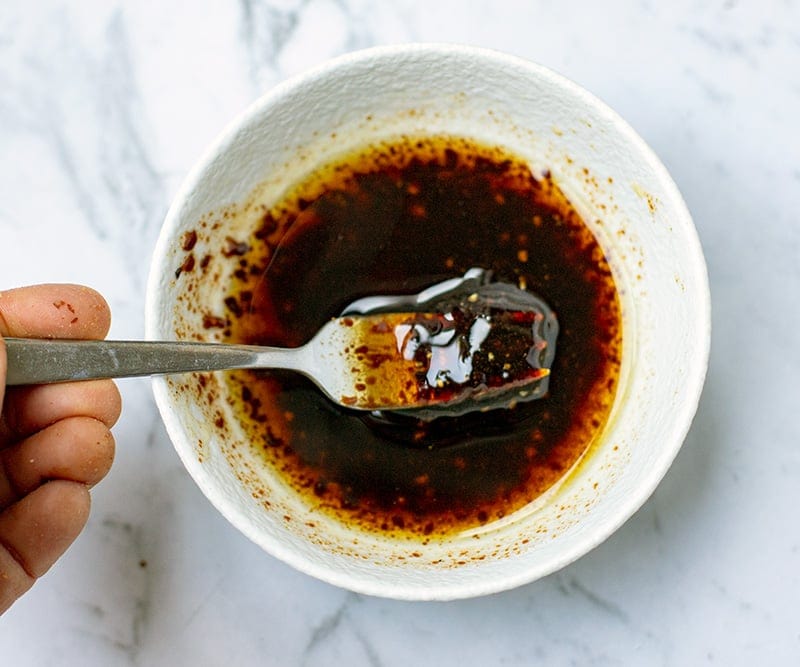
[220,136,622,539]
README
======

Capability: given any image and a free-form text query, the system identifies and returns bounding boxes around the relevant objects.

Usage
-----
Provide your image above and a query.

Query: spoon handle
[2,337,297,386]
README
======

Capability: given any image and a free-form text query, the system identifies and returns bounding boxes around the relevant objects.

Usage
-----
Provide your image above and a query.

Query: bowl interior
[145,44,709,600]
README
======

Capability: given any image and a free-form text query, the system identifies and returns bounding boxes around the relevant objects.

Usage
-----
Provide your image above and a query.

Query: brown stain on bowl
[632,182,659,216]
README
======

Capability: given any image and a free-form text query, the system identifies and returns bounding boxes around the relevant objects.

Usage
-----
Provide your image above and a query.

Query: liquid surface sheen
[221,136,622,539]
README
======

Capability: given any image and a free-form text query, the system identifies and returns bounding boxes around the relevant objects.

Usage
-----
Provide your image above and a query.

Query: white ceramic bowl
[145,44,710,600]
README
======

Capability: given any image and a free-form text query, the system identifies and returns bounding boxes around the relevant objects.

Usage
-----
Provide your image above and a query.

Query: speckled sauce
[169,136,623,541]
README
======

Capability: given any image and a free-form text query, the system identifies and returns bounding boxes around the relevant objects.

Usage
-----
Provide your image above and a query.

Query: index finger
[0,284,111,340]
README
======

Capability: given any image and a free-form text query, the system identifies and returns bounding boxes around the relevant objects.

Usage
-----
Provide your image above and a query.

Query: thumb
[0,334,6,411]
[0,284,112,414]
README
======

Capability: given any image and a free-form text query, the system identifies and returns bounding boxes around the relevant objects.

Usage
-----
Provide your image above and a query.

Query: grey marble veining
[1,0,799,665]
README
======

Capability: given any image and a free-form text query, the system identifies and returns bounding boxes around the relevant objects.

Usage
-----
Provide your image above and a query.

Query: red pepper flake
[181,230,198,251]
[222,236,250,257]
[175,253,196,278]
[202,313,226,329]
[224,296,243,317]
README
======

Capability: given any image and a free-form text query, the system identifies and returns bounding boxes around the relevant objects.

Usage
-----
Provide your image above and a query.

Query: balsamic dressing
[220,136,622,538]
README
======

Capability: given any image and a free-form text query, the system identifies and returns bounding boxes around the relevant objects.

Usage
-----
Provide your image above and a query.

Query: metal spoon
[3,270,558,417]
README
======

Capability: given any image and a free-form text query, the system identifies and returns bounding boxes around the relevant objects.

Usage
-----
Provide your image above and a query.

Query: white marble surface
[1,0,798,664]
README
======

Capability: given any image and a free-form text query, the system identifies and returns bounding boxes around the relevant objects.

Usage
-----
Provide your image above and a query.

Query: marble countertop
[1,1,798,664]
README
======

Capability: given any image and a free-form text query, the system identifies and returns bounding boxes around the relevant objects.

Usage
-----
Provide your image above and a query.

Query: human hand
[0,285,120,615]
